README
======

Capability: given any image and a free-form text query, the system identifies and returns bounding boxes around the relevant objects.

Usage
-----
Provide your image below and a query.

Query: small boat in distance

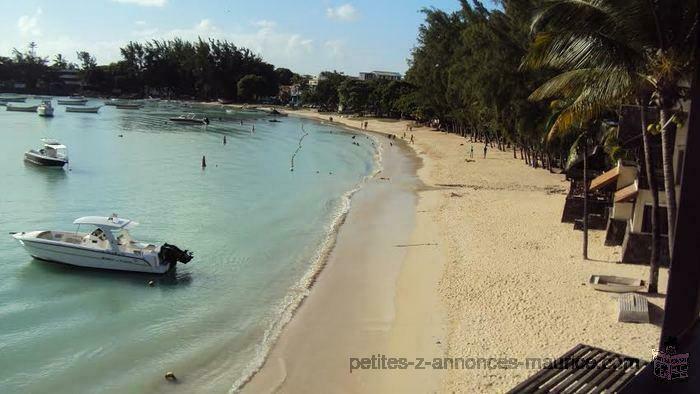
[7,104,39,112]
[589,275,646,293]
[169,113,210,125]
[116,103,143,109]
[37,101,54,117]
[66,106,101,113]
[104,99,129,106]
[57,99,88,106]
[24,139,69,167]
[11,215,194,274]
[0,96,28,103]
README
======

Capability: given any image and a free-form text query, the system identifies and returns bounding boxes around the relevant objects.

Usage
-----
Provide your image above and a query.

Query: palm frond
[523,30,642,71]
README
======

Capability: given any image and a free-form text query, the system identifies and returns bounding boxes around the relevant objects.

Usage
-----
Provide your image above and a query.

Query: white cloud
[253,20,277,30]
[17,8,42,37]
[324,40,345,58]
[135,20,147,26]
[111,0,167,7]
[326,4,358,21]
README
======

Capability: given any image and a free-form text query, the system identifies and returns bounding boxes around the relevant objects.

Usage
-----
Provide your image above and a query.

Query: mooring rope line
[290,124,309,171]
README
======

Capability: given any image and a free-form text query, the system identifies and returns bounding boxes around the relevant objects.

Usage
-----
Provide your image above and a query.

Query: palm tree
[639,102,662,293]
[524,0,696,292]
[524,0,697,257]
[539,100,593,259]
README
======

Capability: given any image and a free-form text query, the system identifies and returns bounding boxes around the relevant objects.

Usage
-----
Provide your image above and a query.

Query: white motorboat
[37,100,54,117]
[24,139,69,167]
[11,215,193,274]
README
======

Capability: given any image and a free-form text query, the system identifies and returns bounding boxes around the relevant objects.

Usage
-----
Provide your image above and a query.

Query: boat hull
[66,107,100,113]
[24,152,67,167]
[0,97,27,103]
[57,100,87,105]
[7,105,39,112]
[16,238,170,274]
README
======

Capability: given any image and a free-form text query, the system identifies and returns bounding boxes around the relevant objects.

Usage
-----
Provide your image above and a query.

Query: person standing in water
[223,135,227,145]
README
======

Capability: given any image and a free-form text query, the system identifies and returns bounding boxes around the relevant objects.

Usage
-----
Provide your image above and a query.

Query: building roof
[614,182,639,203]
[590,166,620,191]
[73,216,139,229]
[370,71,402,76]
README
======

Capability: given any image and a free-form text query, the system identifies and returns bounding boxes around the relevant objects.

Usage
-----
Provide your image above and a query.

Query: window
[641,205,669,235]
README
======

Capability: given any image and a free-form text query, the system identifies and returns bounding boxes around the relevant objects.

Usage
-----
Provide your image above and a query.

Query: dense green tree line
[0,39,297,101]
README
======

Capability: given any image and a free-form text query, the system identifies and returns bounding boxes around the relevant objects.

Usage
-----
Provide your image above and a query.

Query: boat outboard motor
[203,117,210,125]
[159,243,194,265]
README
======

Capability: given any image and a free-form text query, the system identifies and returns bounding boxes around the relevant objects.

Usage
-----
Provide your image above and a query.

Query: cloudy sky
[0,0,484,76]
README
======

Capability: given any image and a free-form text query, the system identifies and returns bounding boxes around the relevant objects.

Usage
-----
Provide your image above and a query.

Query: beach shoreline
[241,114,448,392]
[236,107,669,392]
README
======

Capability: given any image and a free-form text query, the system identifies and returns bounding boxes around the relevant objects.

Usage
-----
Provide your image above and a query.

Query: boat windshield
[111,229,134,245]
[44,146,67,158]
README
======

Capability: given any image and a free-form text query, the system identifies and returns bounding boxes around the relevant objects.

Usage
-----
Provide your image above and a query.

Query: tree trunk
[583,130,589,260]
[641,106,661,293]
[659,107,677,255]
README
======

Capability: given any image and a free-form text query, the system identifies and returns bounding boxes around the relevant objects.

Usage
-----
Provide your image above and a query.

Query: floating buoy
[201,155,207,168]
[165,371,177,381]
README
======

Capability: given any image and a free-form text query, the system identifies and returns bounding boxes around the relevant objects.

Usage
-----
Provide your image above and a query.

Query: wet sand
[243,132,447,393]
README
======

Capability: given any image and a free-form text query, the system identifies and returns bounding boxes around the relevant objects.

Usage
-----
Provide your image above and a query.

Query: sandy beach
[243,109,669,393]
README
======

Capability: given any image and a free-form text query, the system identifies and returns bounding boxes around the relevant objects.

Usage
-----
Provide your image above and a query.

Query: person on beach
[364,121,368,130]
[470,145,474,158]
[410,134,415,144]
[483,144,488,158]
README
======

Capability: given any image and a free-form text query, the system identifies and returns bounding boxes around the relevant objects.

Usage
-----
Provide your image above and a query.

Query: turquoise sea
[0,98,378,393]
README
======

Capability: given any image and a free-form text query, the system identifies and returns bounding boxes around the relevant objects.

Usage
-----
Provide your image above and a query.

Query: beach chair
[507,344,647,393]
[618,293,650,323]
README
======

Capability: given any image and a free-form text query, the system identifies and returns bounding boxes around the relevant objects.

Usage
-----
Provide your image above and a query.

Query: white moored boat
[66,106,101,113]
[37,100,54,117]
[11,215,193,274]
[24,139,69,167]
[57,98,88,105]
